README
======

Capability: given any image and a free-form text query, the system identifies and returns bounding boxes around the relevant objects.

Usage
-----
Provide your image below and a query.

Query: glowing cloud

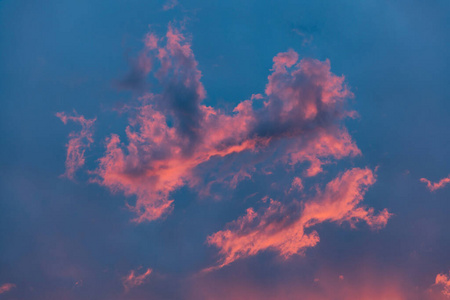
[122,267,152,292]
[421,175,450,192]
[92,24,360,222]
[207,168,391,269]
[0,283,15,294]
[57,112,95,179]
[435,272,450,297]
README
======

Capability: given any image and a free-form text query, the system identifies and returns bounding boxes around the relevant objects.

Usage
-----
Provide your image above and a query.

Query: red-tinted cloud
[122,267,152,292]
[435,272,450,297]
[57,112,95,180]
[0,283,15,294]
[421,176,450,192]
[207,168,391,269]
[93,25,361,222]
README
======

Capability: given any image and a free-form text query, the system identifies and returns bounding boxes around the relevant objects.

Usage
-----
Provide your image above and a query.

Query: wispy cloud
[122,267,152,292]
[0,283,16,294]
[163,0,178,11]
[57,111,95,179]
[421,175,450,191]
[289,177,303,193]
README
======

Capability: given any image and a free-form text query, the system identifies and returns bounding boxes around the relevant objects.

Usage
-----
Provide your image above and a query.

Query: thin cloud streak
[56,111,95,180]
[421,175,450,191]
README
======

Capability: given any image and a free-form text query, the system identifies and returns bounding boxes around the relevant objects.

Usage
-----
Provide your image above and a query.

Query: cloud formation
[421,175,450,192]
[93,25,361,222]
[435,272,450,297]
[0,283,15,294]
[122,267,152,292]
[163,0,178,11]
[207,168,391,269]
[289,177,303,192]
[57,112,95,179]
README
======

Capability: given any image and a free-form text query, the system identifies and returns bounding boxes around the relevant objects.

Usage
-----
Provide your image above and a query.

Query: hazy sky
[1,1,450,299]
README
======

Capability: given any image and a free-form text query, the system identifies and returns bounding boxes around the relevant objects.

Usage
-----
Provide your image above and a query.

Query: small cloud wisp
[57,111,95,180]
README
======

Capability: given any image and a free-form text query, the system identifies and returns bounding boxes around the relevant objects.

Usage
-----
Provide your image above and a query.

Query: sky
[1,0,450,299]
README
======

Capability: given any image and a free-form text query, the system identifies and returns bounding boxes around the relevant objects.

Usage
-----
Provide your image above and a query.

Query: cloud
[0,283,16,294]
[92,24,361,222]
[163,0,178,11]
[122,267,152,292]
[420,175,450,192]
[289,177,303,192]
[435,272,450,297]
[57,111,95,180]
[115,33,159,92]
[206,168,391,269]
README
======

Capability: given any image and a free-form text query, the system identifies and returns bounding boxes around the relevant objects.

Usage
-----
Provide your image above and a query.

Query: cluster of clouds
[72,25,368,225]
[56,23,399,291]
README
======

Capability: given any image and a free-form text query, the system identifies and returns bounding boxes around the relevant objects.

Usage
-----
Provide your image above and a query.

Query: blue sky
[1,1,450,299]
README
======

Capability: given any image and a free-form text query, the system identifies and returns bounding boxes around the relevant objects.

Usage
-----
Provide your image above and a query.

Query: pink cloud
[287,127,361,177]
[435,272,450,297]
[421,175,450,192]
[90,24,362,222]
[122,267,152,292]
[57,111,95,180]
[207,168,391,269]
[289,177,303,192]
[0,283,15,294]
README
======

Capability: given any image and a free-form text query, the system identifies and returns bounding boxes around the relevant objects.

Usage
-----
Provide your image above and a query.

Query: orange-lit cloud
[435,272,450,297]
[0,283,15,294]
[57,111,95,180]
[207,168,391,269]
[421,176,450,192]
[122,267,152,292]
[93,24,360,222]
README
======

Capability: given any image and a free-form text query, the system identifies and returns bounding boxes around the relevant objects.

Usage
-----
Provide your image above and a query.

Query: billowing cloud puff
[435,272,450,297]
[93,25,361,222]
[207,168,391,269]
[421,175,450,192]
[57,112,95,179]
[0,283,15,294]
[122,267,152,292]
